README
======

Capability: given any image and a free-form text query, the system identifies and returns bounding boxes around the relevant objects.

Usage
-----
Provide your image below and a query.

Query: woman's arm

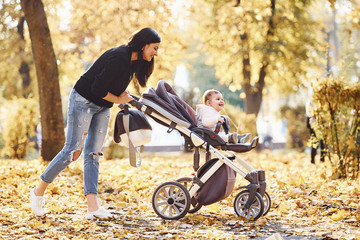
[103,90,134,104]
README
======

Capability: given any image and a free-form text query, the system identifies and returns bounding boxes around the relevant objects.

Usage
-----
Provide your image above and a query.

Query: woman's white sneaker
[86,207,114,220]
[30,188,45,217]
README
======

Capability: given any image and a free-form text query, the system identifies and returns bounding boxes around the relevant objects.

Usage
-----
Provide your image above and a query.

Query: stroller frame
[126,93,270,221]
[120,81,271,220]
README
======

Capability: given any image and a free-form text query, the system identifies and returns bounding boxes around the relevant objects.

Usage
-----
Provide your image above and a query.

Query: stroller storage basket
[195,158,236,205]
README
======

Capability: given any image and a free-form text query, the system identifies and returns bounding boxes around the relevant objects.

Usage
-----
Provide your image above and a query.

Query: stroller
[118,80,271,221]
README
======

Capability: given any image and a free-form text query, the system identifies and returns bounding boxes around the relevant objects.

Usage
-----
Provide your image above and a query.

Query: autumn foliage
[1,150,359,239]
[311,78,360,179]
[0,98,38,159]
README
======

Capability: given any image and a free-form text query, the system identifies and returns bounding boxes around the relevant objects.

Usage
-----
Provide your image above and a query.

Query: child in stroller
[196,89,251,144]
[115,80,271,221]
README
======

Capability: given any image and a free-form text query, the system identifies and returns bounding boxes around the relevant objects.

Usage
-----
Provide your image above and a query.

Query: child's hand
[218,116,224,123]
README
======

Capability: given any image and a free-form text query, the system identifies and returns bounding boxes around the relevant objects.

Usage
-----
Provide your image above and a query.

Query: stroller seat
[192,126,259,153]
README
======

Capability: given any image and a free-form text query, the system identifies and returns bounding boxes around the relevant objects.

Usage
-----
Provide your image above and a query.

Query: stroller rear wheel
[262,191,271,216]
[152,181,190,220]
[176,177,203,213]
[234,190,264,220]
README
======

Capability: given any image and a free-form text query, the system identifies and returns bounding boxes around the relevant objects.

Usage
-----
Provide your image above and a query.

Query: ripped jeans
[40,89,110,195]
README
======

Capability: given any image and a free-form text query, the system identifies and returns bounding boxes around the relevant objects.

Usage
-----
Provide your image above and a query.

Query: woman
[30,28,161,219]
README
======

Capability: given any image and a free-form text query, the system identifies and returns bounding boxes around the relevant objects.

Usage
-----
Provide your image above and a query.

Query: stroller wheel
[262,191,271,216]
[176,177,203,213]
[152,181,190,220]
[234,190,264,221]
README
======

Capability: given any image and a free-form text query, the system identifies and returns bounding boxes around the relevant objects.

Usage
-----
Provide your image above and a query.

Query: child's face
[206,92,225,112]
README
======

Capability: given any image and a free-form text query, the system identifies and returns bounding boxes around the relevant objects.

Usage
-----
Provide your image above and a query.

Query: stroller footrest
[221,137,259,153]
[221,144,251,152]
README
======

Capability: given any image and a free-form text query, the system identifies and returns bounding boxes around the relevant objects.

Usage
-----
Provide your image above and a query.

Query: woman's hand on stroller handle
[117,94,143,110]
[130,94,140,101]
[114,91,134,104]
[128,96,143,110]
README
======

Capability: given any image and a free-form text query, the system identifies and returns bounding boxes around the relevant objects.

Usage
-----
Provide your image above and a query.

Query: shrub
[311,78,360,179]
[0,97,39,159]
[279,105,309,150]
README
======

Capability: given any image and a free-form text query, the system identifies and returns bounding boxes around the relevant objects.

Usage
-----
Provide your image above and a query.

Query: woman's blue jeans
[40,89,110,195]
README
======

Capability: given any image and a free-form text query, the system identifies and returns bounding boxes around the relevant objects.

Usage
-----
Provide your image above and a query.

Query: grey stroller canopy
[140,80,197,129]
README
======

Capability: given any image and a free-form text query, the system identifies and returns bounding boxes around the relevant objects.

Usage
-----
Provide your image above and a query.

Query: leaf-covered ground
[1,150,359,239]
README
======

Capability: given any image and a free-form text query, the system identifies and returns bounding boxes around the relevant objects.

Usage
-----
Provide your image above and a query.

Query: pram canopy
[140,80,197,129]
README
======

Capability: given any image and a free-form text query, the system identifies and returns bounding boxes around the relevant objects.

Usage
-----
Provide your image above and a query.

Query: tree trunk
[17,16,31,98]
[243,65,266,116]
[242,0,275,117]
[241,32,266,116]
[240,32,256,115]
[20,0,65,161]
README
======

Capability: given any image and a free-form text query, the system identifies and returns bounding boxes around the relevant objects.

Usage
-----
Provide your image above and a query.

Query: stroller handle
[117,95,142,110]
[129,95,143,110]
[130,94,140,101]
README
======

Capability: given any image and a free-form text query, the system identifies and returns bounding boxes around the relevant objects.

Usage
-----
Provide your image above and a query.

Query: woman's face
[206,92,225,112]
[142,42,160,62]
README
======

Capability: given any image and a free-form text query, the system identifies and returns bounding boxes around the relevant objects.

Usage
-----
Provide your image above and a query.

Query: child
[196,89,251,144]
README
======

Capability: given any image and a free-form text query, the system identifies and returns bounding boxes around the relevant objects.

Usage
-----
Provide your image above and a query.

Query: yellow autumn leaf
[331,209,346,221]
[309,215,318,224]
[49,205,62,212]
[191,215,205,221]
[29,220,43,229]
[356,207,360,221]
[278,202,289,213]
[205,203,221,212]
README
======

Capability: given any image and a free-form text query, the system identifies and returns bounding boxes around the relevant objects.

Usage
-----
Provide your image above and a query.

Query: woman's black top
[74,45,134,108]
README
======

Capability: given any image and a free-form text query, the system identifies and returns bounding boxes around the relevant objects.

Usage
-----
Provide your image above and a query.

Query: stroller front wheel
[152,181,190,220]
[234,190,264,220]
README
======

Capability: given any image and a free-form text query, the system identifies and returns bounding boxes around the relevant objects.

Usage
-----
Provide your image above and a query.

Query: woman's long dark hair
[127,28,161,87]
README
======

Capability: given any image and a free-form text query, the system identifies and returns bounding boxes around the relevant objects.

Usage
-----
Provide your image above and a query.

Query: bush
[0,97,39,159]
[279,105,308,150]
[312,78,360,179]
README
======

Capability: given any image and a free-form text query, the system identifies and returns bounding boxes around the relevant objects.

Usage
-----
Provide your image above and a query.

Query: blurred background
[0,0,359,168]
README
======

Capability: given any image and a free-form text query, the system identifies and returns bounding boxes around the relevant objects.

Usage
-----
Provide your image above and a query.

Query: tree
[20,0,65,160]
[0,0,35,98]
[191,0,326,116]
[17,16,31,98]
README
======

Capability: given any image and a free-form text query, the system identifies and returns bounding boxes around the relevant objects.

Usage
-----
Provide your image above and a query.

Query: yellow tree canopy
[0,0,187,98]
[191,0,327,95]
